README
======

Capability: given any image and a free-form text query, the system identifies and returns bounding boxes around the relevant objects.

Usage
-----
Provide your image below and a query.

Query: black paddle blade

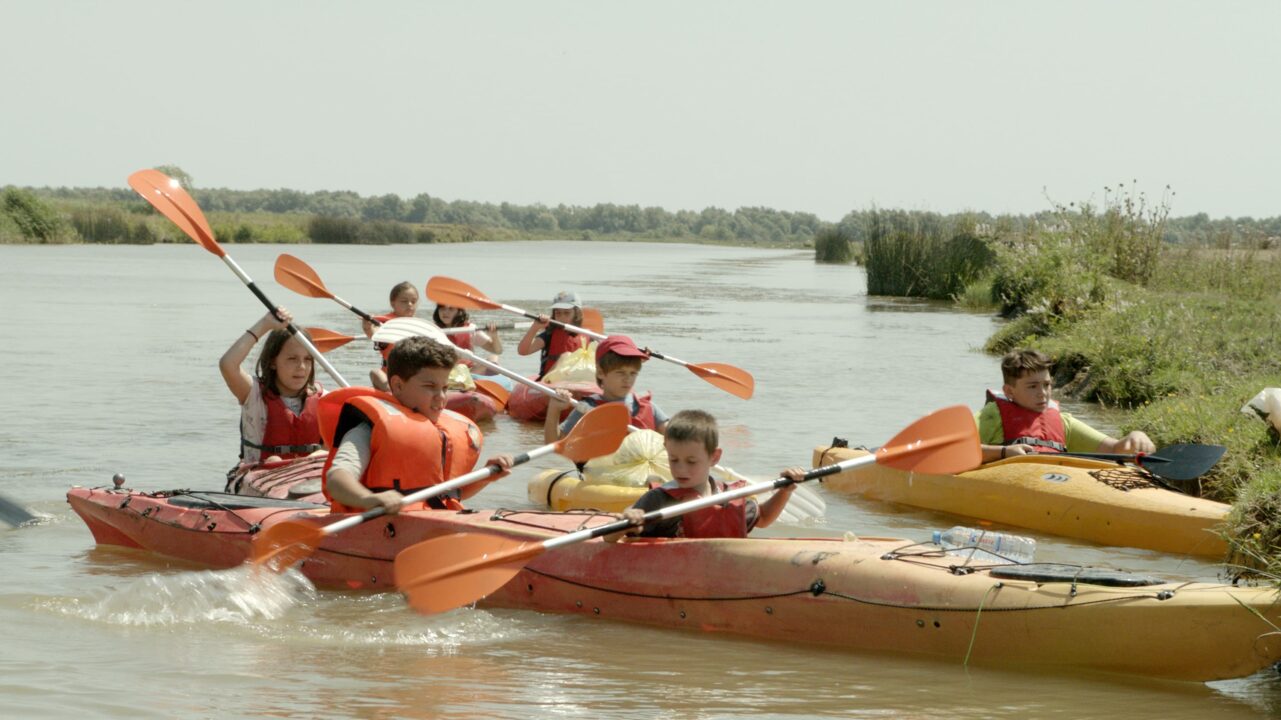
[0,494,37,528]
[1140,443,1227,482]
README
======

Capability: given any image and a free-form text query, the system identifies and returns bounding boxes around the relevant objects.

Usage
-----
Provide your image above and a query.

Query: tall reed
[863,210,993,299]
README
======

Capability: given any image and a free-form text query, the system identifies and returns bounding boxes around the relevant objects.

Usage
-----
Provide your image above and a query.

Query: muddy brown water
[1,242,1277,718]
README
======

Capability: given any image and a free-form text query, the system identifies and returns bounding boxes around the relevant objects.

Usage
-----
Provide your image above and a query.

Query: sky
[2,1,1277,221]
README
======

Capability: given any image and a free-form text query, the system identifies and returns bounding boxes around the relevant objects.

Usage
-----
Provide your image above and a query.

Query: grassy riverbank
[862,190,1281,574]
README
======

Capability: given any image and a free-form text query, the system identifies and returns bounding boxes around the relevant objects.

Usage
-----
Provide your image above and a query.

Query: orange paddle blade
[581,307,605,334]
[395,533,543,614]
[472,378,510,407]
[426,276,502,311]
[687,362,754,399]
[249,519,325,572]
[556,403,629,463]
[875,404,981,475]
[127,169,219,255]
[305,327,356,353]
[275,254,335,300]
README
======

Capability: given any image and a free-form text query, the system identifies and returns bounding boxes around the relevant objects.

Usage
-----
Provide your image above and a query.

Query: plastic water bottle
[932,526,1036,563]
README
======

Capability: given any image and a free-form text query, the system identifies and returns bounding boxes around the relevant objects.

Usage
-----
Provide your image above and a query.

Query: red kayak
[446,390,502,422]
[65,478,1281,681]
[507,380,600,422]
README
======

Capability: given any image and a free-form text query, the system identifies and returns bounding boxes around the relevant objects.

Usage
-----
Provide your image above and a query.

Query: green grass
[990,243,1281,573]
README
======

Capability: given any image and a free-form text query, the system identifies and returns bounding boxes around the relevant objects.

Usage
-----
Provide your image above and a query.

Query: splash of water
[62,565,316,626]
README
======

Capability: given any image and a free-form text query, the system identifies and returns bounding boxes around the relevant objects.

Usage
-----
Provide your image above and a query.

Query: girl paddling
[517,290,588,380]
[367,281,421,389]
[435,303,503,373]
[219,308,325,466]
[361,281,419,338]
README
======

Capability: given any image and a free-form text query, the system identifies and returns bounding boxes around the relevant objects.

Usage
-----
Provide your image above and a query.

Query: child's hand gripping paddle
[426,276,753,399]
[248,403,630,572]
[392,404,981,615]
[126,170,344,388]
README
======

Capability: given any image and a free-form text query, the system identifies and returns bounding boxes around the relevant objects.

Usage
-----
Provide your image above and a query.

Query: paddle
[126,169,344,387]
[305,326,358,353]
[394,404,981,615]
[273,254,382,325]
[1058,443,1226,484]
[249,403,630,571]
[0,494,37,528]
[426,276,752,398]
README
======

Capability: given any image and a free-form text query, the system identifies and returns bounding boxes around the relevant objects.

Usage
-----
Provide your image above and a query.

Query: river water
[1,241,1278,718]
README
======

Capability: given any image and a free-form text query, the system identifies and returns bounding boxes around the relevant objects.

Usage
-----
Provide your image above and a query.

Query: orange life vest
[658,478,751,539]
[319,388,483,513]
[986,389,1067,453]
[241,381,325,462]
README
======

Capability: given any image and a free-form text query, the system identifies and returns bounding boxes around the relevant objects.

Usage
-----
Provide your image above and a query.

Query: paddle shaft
[1060,449,1166,465]
[218,254,348,389]
[493,305,709,374]
[540,455,871,551]
[440,322,529,335]
[333,294,380,326]
[318,444,558,537]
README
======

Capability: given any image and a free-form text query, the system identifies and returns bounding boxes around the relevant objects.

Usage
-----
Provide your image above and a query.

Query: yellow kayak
[813,446,1229,557]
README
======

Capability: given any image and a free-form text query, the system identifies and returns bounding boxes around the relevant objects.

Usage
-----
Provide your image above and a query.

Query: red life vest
[241,381,325,462]
[443,325,475,368]
[659,478,751,539]
[319,388,483,513]
[538,327,587,378]
[447,329,473,351]
[582,392,656,430]
[986,389,1067,453]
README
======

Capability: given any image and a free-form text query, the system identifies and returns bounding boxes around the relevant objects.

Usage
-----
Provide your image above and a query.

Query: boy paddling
[545,334,669,443]
[978,349,1155,464]
[322,336,512,514]
[616,410,801,539]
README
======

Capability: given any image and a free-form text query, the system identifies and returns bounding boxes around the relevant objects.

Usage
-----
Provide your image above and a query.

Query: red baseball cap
[596,334,648,363]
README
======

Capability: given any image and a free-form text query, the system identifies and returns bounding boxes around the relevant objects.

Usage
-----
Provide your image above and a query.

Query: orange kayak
[66,479,1281,682]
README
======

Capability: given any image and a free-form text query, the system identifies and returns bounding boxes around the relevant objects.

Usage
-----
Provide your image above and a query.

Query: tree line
[4,172,1279,249]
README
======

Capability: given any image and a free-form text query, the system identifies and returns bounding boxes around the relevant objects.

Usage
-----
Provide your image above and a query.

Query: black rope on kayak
[880,542,1016,574]
[963,582,1003,669]
[110,489,303,536]
[523,565,1172,611]
[489,508,620,534]
[178,491,272,533]
[523,566,821,603]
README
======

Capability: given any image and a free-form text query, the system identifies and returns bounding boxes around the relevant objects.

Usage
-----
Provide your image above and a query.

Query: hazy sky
[2,1,1277,221]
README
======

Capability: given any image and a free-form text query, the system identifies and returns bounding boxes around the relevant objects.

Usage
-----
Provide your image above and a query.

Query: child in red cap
[545,334,668,443]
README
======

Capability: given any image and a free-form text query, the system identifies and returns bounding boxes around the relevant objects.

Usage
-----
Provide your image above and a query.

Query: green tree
[154,164,194,189]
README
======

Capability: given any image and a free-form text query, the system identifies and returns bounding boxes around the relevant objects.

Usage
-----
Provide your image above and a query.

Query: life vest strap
[1007,436,1067,453]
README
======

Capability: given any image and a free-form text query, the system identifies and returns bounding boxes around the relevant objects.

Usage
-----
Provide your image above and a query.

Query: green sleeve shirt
[975,402,1107,453]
